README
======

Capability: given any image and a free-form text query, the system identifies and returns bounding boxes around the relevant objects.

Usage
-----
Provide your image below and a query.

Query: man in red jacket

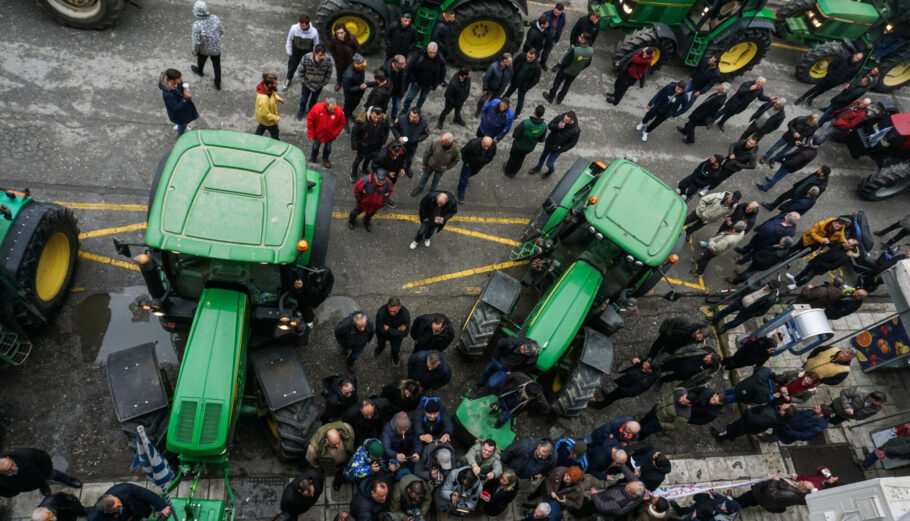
[818,97,871,142]
[307,97,346,168]
[607,47,652,106]
[349,168,393,232]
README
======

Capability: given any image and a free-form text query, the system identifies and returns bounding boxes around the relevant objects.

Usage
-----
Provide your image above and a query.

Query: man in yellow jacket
[791,217,848,255]
[255,72,287,140]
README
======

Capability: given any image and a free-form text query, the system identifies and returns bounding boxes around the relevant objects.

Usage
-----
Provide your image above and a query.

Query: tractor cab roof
[583,160,686,267]
[146,130,310,264]
[816,0,879,25]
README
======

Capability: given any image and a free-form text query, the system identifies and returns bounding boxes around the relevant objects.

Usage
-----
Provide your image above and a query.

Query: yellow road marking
[78,251,140,271]
[57,202,147,212]
[331,211,528,225]
[79,222,147,240]
[665,276,708,292]
[331,211,521,245]
[70,287,85,293]
[444,225,520,246]
[403,260,530,289]
[772,42,809,52]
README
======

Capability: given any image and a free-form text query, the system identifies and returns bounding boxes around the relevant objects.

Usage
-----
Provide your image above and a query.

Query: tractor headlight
[626,255,635,262]
[886,24,894,33]
[805,8,823,29]
[617,0,635,19]
[595,232,604,240]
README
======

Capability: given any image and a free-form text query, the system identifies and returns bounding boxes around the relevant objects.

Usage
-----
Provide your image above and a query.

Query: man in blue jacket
[158,69,199,136]
[540,3,567,71]
[773,404,833,444]
[477,98,515,143]
[637,80,688,142]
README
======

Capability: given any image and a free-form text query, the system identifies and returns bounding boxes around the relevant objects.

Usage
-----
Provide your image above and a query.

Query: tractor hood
[525,260,604,371]
[583,159,686,266]
[146,130,311,264]
[817,0,879,25]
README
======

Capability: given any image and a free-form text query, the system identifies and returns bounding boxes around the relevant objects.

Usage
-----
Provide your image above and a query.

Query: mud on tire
[270,399,320,461]
[857,162,910,201]
[612,27,676,70]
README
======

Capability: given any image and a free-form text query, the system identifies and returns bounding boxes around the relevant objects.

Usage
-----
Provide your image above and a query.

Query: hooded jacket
[707,228,745,255]
[191,1,223,56]
[544,113,580,152]
[478,99,515,141]
[732,367,779,404]
[389,474,432,518]
[254,81,280,127]
[523,21,548,53]
[307,101,346,143]
[158,72,199,126]
[439,467,483,513]
[512,115,547,152]
[410,313,455,351]
[648,82,688,117]
[350,111,391,153]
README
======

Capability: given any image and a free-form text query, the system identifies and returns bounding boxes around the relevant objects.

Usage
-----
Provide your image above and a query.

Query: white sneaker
[681,194,688,201]
[424,239,431,247]
[282,78,291,90]
[641,131,649,142]
[409,241,418,250]
[636,122,645,131]
[785,272,796,282]
[788,283,798,290]
[698,188,710,196]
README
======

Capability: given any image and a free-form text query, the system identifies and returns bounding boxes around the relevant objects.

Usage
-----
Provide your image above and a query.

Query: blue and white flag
[131,425,174,490]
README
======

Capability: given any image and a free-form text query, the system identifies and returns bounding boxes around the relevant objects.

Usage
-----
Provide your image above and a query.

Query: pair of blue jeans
[176,123,188,136]
[414,221,440,243]
[417,168,443,191]
[457,163,480,200]
[402,85,431,113]
[763,137,794,162]
[298,86,323,119]
[536,149,561,173]
[477,359,508,389]
[760,165,792,191]
[310,140,333,160]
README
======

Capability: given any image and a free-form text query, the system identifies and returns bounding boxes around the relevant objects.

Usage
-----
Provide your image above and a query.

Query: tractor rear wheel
[450,0,524,69]
[857,163,910,201]
[795,41,849,84]
[612,27,676,70]
[872,51,910,93]
[314,0,386,54]
[268,399,320,461]
[708,28,773,79]
[552,362,602,417]
[35,0,123,29]
[774,0,815,31]
[457,300,503,358]
[6,203,79,329]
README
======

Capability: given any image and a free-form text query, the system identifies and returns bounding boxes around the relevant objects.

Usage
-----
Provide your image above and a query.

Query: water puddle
[74,286,180,366]
[314,295,360,325]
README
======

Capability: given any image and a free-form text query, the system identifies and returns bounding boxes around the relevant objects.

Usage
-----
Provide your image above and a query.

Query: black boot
[364,216,373,232]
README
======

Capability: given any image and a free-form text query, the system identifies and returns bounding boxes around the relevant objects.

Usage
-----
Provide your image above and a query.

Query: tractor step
[684,33,711,67]
[413,6,438,46]
[0,326,31,366]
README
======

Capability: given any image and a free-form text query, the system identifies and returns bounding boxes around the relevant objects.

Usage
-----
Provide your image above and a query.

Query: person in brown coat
[529,466,585,511]
[795,278,843,310]
[329,24,360,91]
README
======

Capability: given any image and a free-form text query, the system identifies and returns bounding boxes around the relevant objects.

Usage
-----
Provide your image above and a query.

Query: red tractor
[852,100,910,200]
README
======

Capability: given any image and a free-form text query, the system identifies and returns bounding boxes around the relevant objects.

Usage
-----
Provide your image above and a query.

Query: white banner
[652,474,795,499]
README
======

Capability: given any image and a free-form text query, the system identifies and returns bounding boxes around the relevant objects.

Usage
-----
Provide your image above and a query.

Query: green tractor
[776,0,910,92]
[313,0,527,68]
[105,130,336,521]
[589,0,776,78]
[0,189,79,367]
[455,159,686,442]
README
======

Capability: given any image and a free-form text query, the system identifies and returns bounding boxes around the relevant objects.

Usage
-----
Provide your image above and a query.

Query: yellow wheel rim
[552,373,563,392]
[651,48,661,66]
[337,16,371,45]
[809,56,835,79]
[718,42,758,73]
[883,59,910,87]
[458,20,507,59]
[35,232,71,302]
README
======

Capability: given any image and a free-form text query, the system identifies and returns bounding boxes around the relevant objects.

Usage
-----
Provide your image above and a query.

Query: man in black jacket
[637,80,688,142]
[439,69,471,127]
[477,53,514,116]
[321,373,358,422]
[688,387,727,425]
[648,317,709,359]
[758,138,821,192]
[740,99,787,142]
[341,54,368,125]
[679,82,729,144]
[363,69,392,114]
[627,447,670,491]
[543,32,593,105]
[590,357,660,409]
[430,10,455,56]
[503,49,543,116]
[677,154,723,200]
[277,469,324,521]
[721,201,759,234]
[351,478,391,521]
[0,448,82,498]
[727,237,794,284]
[819,75,872,124]
[457,136,496,202]
[411,190,458,250]
[392,107,431,171]
[385,13,418,59]
[343,398,394,444]
[381,55,408,121]
[825,289,867,320]
[713,77,777,131]
[475,336,541,391]
[707,137,759,191]
[788,239,859,287]
[660,349,721,384]
[762,166,828,211]
[711,403,796,442]
[334,311,375,370]
[762,113,820,165]
[33,493,86,521]
[402,43,447,114]
[89,484,171,521]
[375,297,411,365]
[722,336,779,369]
[407,350,452,390]
[530,111,579,178]
[523,15,549,54]
[795,51,864,106]
[682,54,720,111]
[570,9,601,44]
[410,313,455,351]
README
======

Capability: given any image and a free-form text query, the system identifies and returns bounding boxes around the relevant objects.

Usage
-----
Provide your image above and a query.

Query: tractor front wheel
[314,0,386,54]
[612,27,676,70]
[457,300,503,358]
[709,28,772,79]
[857,163,910,201]
[774,0,815,33]
[552,362,602,417]
[450,0,524,69]
[267,399,320,461]
[35,0,123,29]
[795,41,849,84]
[872,51,910,93]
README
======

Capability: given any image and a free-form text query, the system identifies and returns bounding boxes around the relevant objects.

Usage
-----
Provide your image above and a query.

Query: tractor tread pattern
[857,162,910,201]
[612,28,674,70]
[706,28,773,80]
[553,362,602,417]
[457,302,502,358]
[35,0,124,29]
[795,41,848,84]
[272,399,320,461]
[450,0,524,69]
[871,50,910,93]
[314,0,386,54]
[774,0,816,24]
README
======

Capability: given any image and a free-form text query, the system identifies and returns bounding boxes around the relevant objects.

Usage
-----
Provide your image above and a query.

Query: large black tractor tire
[457,300,503,358]
[3,203,79,329]
[35,0,122,29]
[552,362,602,417]
[314,0,386,54]
[449,0,524,69]
[872,51,910,93]
[708,28,773,80]
[774,0,815,32]
[795,41,849,84]
[269,399,320,461]
[612,27,676,70]
[857,163,910,201]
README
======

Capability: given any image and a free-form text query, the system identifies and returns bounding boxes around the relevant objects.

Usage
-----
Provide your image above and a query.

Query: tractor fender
[250,343,315,410]
[349,0,392,27]
[577,326,614,375]
[650,22,678,49]
[478,270,521,314]
[448,0,528,16]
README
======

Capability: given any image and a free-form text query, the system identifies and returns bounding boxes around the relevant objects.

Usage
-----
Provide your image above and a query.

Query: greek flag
[131,425,174,489]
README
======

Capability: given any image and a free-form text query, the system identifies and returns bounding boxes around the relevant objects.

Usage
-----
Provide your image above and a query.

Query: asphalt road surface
[1,0,908,479]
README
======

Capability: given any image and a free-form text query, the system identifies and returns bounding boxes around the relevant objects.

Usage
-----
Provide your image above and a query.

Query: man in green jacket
[389,474,432,519]
[504,105,547,177]
[412,132,461,196]
[542,32,593,105]
[638,387,693,440]
[306,421,356,490]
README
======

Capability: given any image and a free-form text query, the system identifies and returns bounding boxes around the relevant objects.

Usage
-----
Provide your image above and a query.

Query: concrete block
[824,427,847,444]
[9,490,44,519]
[80,482,116,508]
[324,478,353,505]
[209,478,226,501]
[742,455,769,477]
[844,314,862,331]
[724,456,748,480]
[764,453,789,476]
[687,458,709,483]
[299,505,324,521]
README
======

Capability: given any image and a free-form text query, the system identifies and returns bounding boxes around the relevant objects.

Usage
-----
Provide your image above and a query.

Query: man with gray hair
[735,211,801,262]
[502,438,556,481]
[31,493,85,521]
[88,484,171,521]
[521,501,560,521]
[713,77,777,132]
[414,132,460,196]
[679,82,729,144]
[694,220,748,275]
[402,42,447,114]
[583,470,645,518]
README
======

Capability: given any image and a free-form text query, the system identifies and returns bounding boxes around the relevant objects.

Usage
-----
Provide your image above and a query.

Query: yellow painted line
[331,211,522,245]
[78,251,140,271]
[666,276,709,292]
[330,211,527,225]
[70,287,85,293]
[444,225,520,246]
[57,202,147,212]
[79,222,147,240]
[772,42,809,52]
[403,260,530,289]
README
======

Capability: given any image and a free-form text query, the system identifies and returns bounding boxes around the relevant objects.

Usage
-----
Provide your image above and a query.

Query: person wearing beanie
[343,438,399,483]
[411,396,454,445]
[740,99,787,142]
[683,190,741,239]
[341,54,368,124]
[528,466,585,511]
[381,412,420,465]
[554,438,588,471]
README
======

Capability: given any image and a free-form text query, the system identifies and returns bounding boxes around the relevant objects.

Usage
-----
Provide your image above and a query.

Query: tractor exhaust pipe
[133,253,166,299]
